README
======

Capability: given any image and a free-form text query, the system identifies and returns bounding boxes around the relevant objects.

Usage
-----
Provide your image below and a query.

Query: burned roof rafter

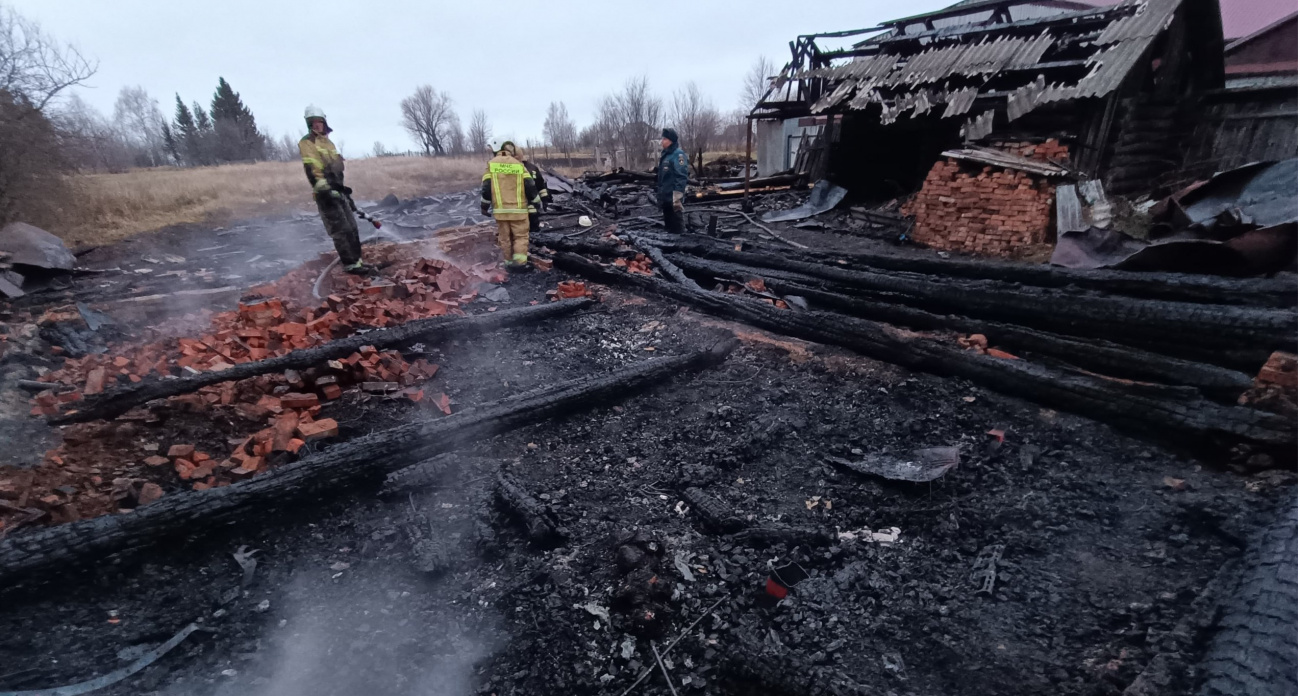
[752,0,1197,141]
[879,0,1099,29]
[864,4,1136,49]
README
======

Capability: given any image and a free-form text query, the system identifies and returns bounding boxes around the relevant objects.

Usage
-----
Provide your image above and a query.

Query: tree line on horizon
[391,56,775,170]
[0,1,781,227]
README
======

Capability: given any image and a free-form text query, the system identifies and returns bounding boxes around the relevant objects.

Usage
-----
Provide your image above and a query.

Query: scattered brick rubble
[0,245,506,534]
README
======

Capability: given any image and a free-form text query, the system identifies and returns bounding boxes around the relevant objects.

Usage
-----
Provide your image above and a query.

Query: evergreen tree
[173,94,197,165]
[174,95,195,139]
[193,102,212,132]
[210,77,264,162]
[161,122,180,164]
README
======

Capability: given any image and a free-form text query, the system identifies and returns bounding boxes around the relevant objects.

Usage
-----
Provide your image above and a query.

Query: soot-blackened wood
[53,298,594,425]
[671,247,1297,363]
[555,253,1294,450]
[0,342,737,586]
[629,236,702,291]
[681,487,746,533]
[495,473,563,545]
[649,234,1296,308]
[728,526,835,549]
[669,254,1254,400]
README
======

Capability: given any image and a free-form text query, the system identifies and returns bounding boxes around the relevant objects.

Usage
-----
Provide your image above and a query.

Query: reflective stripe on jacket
[480,154,539,221]
[299,134,345,190]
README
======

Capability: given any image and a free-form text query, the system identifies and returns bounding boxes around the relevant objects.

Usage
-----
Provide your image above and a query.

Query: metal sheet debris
[0,222,76,271]
[760,180,848,223]
[940,147,1071,177]
[783,0,1185,127]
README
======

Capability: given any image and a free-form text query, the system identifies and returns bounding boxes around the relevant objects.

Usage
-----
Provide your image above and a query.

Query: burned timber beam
[638,233,1296,308]
[0,341,738,586]
[495,472,564,546]
[554,252,1294,451]
[50,298,594,425]
[668,246,1297,364]
[668,254,1255,400]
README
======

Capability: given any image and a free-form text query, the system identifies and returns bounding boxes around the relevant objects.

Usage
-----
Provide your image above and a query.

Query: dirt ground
[0,189,1292,696]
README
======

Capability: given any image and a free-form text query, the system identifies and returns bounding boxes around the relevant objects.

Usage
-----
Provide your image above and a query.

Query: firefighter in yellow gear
[480,140,541,269]
[299,105,371,275]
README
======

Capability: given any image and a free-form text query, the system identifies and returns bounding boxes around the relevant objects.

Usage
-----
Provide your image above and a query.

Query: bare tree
[543,101,577,164]
[446,112,466,156]
[0,5,96,226]
[54,94,132,171]
[271,133,299,162]
[718,107,751,150]
[593,95,620,166]
[466,109,491,156]
[399,85,454,156]
[0,6,96,113]
[113,85,166,167]
[616,76,663,169]
[741,55,775,111]
[372,141,389,158]
[671,82,720,170]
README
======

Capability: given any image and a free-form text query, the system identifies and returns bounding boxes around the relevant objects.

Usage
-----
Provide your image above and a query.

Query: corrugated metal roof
[790,0,1182,127]
[1095,0,1180,44]
[942,86,981,116]
[941,146,1074,175]
[961,110,996,140]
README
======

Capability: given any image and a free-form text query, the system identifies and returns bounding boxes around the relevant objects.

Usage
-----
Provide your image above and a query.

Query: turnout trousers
[315,193,362,266]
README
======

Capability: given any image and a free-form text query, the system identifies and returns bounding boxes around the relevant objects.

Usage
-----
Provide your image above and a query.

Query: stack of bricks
[902,140,1068,257]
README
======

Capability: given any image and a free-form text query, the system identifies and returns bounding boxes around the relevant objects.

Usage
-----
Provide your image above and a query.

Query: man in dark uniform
[656,128,690,235]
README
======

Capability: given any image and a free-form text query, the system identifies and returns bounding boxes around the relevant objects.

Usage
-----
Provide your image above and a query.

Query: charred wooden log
[495,472,563,545]
[629,236,701,291]
[667,247,1295,365]
[409,535,452,576]
[0,341,738,586]
[668,254,1254,400]
[652,235,1296,308]
[682,487,746,533]
[52,298,595,425]
[728,526,835,549]
[554,253,1294,451]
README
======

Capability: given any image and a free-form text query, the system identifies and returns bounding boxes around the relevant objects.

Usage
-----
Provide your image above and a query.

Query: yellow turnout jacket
[481,153,539,221]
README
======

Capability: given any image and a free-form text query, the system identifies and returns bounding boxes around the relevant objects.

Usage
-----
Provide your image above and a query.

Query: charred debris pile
[547,159,1297,464]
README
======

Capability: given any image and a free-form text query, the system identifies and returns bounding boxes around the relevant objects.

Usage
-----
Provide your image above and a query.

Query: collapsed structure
[748,0,1297,259]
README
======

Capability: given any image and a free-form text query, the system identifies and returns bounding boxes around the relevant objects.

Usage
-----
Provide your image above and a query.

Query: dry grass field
[51,156,487,247]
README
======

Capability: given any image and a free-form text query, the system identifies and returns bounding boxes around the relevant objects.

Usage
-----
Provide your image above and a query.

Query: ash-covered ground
[0,192,1291,696]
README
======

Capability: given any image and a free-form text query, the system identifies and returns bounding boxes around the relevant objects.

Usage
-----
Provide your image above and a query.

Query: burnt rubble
[0,149,1294,696]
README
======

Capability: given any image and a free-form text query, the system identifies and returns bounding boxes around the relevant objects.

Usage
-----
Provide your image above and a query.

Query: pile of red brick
[549,281,594,300]
[32,255,496,417]
[4,251,493,534]
[903,140,1069,258]
[613,254,655,276]
[1239,350,1297,414]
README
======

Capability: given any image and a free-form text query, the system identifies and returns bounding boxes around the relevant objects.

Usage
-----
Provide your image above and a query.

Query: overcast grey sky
[9,0,949,157]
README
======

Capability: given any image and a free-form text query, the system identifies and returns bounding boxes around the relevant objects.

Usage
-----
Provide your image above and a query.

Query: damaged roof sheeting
[940,147,1073,177]
[788,0,1182,129]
